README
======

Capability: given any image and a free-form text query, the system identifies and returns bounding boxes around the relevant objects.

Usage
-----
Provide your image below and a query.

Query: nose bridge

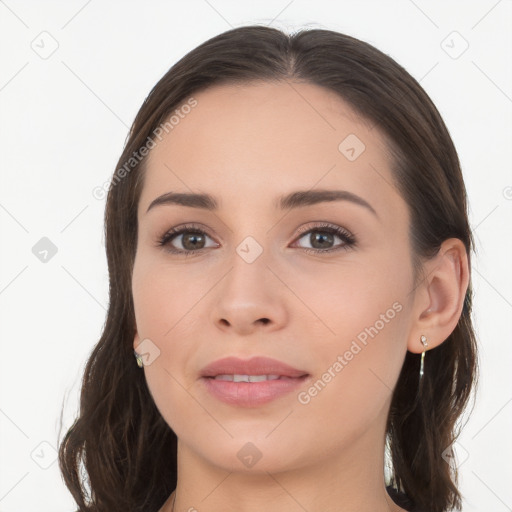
[235,232,267,266]
[209,228,287,332]
[220,207,273,274]
[222,207,292,289]
[225,231,271,297]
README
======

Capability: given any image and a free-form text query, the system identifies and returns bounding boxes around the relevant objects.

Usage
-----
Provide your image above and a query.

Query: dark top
[386,486,424,512]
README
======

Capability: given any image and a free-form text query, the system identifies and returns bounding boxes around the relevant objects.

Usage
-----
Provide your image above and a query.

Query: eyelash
[156,222,357,257]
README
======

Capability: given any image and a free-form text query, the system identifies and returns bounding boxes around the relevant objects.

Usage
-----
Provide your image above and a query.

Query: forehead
[138,80,402,217]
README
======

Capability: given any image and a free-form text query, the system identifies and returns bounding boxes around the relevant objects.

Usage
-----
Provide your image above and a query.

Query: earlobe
[133,330,144,368]
[408,238,469,354]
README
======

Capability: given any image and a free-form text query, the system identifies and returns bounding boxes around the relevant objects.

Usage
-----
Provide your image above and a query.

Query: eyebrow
[146,189,378,217]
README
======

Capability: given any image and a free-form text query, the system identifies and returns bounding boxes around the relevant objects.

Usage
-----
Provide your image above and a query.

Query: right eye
[157,224,218,256]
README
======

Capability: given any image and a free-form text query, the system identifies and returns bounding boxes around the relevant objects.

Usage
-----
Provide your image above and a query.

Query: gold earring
[134,349,144,368]
[419,335,428,380]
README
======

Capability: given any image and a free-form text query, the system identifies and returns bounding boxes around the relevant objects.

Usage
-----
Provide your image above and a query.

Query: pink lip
[200,356,308,378]
[200,356,310,407]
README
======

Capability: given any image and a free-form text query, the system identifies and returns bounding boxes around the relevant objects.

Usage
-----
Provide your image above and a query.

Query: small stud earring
[419,335,428,380]
[134,349,144,368]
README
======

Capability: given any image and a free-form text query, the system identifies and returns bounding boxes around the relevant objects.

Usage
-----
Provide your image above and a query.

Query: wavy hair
[58,25,478,512]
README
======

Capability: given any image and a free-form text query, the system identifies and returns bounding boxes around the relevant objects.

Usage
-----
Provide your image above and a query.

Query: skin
[131,81,469,512]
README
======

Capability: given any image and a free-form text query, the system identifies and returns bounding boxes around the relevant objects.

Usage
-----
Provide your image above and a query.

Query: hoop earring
[419,335,428,380]
[134,349,144,368]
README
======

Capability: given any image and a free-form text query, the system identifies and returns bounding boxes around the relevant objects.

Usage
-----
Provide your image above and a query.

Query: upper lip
[200,356,309,378]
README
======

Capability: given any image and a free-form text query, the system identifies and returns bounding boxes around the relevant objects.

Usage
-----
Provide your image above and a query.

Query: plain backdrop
[0,1,511,511]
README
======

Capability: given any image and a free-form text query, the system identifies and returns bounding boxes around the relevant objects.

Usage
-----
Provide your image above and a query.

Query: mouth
[199,356,310,407]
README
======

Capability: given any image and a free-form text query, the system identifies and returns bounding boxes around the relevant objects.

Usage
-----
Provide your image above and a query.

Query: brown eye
[177,231,207,251]
[292,224,356,254]
[306,231,335,250]
[157,224,218,255]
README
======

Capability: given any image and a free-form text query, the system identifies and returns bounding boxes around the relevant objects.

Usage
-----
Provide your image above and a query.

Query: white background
[0,1,511,511]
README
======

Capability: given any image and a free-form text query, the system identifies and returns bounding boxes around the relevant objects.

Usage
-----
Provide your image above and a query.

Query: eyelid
[294,221,352,237]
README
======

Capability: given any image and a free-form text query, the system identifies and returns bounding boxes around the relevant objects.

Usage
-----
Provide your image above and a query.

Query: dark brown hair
[58,25,478,512]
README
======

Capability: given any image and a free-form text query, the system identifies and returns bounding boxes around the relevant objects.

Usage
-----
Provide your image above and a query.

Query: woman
[58,25,478,512]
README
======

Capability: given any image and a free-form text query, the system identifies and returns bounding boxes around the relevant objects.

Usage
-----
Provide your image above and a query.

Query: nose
[209,250,288,336]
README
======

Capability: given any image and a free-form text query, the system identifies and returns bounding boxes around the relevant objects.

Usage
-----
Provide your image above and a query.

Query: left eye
[291,225,356,253]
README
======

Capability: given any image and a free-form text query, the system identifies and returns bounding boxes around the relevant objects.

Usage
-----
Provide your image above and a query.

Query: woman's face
[132,81,417,473]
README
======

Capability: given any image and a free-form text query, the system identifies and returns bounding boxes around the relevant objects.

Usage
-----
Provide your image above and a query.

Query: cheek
[283,248,410,346]
[289,309,408,457]
[132,257,209,337]
[287,254,410,429]
[132,259,211,427]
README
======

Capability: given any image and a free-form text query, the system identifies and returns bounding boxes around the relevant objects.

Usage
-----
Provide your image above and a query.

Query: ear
[407,238,469,354]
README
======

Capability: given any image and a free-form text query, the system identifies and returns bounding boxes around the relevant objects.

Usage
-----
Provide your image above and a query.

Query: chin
[187,435,311,475]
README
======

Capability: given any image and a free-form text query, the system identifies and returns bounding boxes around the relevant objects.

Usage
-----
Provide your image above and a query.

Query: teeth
[213,374,282,382]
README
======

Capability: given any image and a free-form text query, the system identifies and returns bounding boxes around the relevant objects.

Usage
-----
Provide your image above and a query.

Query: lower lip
[201,376,309,407]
